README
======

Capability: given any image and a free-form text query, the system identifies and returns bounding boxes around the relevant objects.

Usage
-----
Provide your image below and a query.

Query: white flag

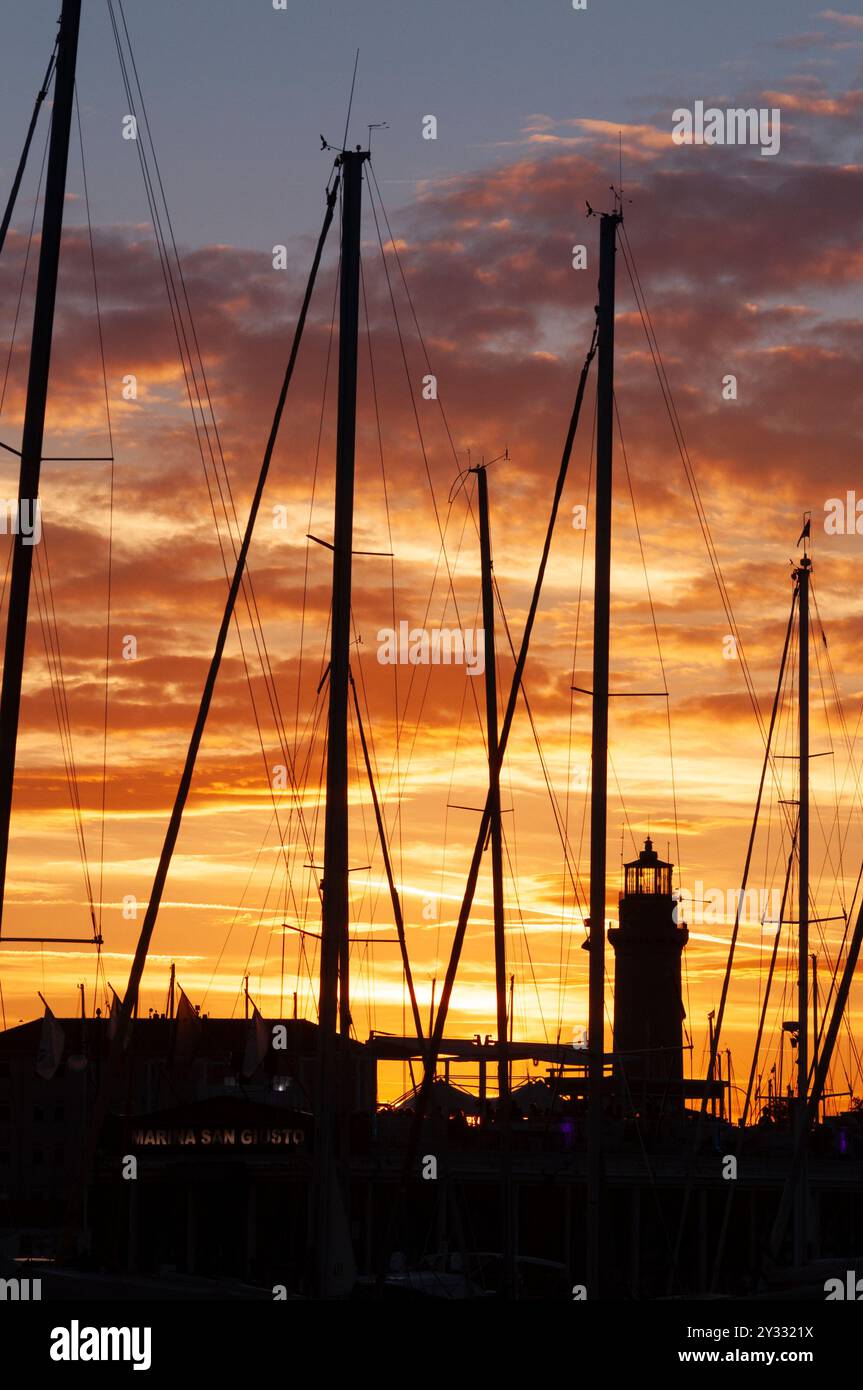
[36,1005,65,1080]
[173,987,202,1067]
[242,1003,269,1079]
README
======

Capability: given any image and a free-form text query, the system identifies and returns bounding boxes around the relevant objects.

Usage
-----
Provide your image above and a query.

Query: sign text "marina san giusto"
[131,1125,304,1147]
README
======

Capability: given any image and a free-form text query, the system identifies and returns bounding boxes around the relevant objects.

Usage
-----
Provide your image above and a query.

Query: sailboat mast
[0,0,81,932]
[797,552,810,1098]
[315,146,367,1296]
[794,547,811,1262]
[319,148,367,1049]
[475,465,508,1111]
[587,208,621,1295]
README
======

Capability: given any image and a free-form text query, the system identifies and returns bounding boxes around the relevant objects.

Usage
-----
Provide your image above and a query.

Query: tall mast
[0,0,82,932]
[794,546,811,1262]
[475,464,508,1112]
[315,145,367,1295]
[587,208,621,1296]
[320,147,366,1045]
[319,146,366,1045]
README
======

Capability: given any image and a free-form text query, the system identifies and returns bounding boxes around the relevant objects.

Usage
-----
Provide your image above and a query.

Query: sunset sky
[0,1,862,1108]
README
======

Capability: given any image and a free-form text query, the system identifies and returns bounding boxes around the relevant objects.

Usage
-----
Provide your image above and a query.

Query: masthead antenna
[367,121,389,153]
[449,446,509,501]
[341,48,360,152]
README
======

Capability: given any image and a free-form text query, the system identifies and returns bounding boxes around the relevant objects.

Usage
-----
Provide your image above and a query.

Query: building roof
[0,1015,366,1061]
[624,835,672,871]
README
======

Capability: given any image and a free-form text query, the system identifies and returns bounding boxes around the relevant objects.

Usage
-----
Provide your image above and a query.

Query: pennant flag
[173,987,202,1066]
[107,984,131,1050]
[35,1004,65,1080]
[242,1003,270,1079]
[796,516,810,546]
[108,986,121,1039]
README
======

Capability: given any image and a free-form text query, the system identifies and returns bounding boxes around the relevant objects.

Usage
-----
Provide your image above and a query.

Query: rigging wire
[619,226,769,750]
[32,542,96,924]
[0,119,51,416]
[74,83,116,1012]
[613,393,682,877]
[0,40,56,260]
[365,163,486,757]
[560,393,595,1038]
[0,85,102,948]
[113,0,318,861]
[358,254,403,912]
[107,1,328,1000]
[493,578,588,916]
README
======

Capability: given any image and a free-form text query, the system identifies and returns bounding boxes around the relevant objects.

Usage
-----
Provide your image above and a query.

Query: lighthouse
[607,837,688,1108]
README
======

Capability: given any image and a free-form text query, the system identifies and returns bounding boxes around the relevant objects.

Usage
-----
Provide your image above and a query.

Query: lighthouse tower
[607,837,688,1107]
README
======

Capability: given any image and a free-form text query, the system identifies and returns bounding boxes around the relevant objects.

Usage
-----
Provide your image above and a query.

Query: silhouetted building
[0,1014,374,1265]
[608,837,688,1108]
